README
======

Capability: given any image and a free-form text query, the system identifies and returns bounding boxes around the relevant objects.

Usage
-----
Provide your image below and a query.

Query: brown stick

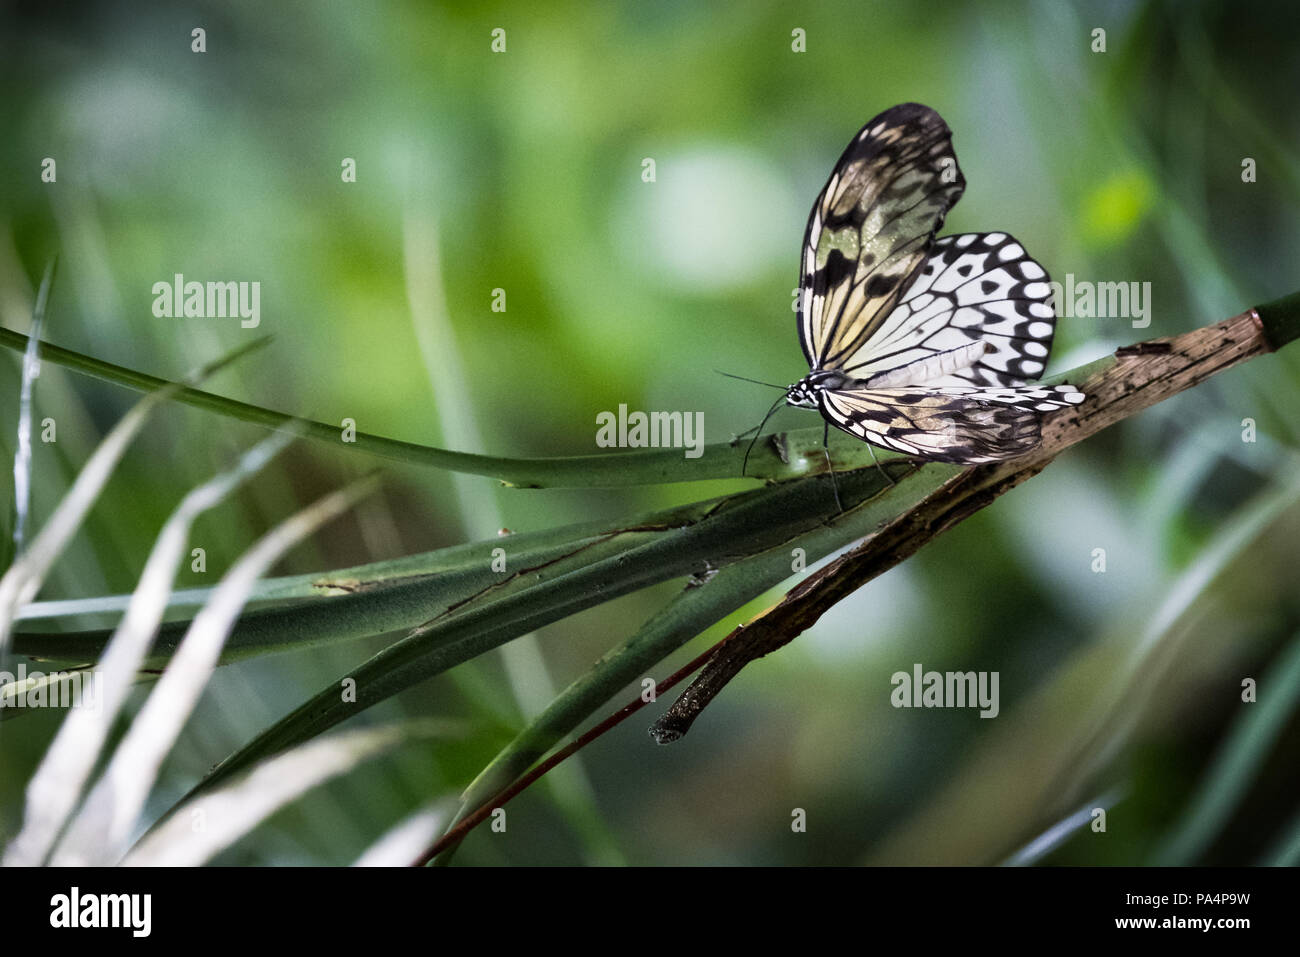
[650,310,1270,743]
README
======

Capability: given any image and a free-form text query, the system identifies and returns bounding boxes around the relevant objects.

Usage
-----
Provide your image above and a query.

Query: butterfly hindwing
[835,232,1060,388]
[797,103,966,372]
[819,383,1085,464]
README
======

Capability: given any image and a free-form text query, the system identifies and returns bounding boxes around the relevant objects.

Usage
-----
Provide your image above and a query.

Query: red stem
[413,641,723,865]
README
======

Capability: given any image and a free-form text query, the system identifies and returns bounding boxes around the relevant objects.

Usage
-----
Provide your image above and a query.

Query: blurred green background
[2,0,1299,865]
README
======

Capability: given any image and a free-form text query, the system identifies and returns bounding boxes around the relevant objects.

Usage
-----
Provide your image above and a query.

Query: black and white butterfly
[750,103,1084,475]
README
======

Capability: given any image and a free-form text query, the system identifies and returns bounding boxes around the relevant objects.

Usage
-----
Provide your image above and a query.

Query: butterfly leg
[822,420,843,512]
[863,442,894,486]
[741,395,787,477]
[865,441,897,487]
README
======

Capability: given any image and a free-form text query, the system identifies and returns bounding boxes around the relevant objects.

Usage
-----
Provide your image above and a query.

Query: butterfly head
[785,381,819,409]
[786,370,846,409]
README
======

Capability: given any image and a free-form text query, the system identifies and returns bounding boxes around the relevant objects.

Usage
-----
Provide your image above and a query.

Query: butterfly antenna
[741,394,787,477]
[715,370,786,390]
[822,420,843,512]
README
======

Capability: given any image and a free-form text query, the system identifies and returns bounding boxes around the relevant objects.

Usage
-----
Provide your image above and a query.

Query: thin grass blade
[121,722,452,866]
[2,428,298,866]
[1151,633,1300,865]
[0,340,268,658]
[9,258,56,561]
[50,475,377,865]
[352,803,451,867]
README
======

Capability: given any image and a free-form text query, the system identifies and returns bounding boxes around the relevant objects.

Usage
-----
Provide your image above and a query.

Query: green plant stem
[0,326,1068,488]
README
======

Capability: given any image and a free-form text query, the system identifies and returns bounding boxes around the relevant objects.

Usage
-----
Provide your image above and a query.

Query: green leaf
[163,462,948,812]
[0,327,1112,488]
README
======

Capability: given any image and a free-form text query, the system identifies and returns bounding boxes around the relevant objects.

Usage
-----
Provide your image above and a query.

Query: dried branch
[651,298,1300,743]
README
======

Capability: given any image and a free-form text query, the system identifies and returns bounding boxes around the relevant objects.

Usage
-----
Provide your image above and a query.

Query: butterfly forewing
[797,103,966,372]
[839,232,1060,388]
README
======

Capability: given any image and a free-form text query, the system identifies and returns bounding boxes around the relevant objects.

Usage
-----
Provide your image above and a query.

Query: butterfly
[744,103,1084,487]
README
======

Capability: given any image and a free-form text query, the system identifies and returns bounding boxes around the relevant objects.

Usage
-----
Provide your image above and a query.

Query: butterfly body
[784,370,849,409]
[773,103,1085,468]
